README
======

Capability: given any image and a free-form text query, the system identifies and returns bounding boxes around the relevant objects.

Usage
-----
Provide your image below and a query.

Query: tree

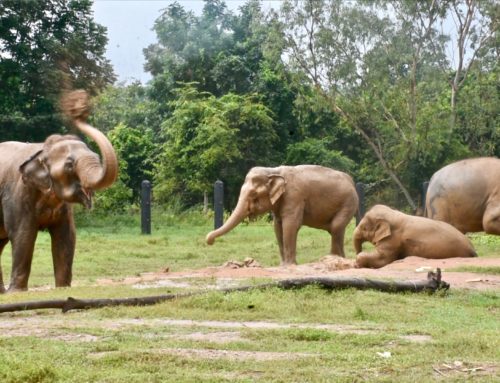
[455,64,500,156]
[0,0,114,141]
[279,0,418,208]
[90,82,161,134]
[108,123,156,201]
[154,84,276,206]
[144,0,233,100]
[277,0,484,209]
[445,0,498,129]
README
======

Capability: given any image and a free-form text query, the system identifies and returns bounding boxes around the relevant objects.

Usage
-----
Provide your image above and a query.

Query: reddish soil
[98,256,500,291]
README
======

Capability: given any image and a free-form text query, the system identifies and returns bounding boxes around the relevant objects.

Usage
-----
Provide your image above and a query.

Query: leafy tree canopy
[154,83,276,206]
[0,0,115,141]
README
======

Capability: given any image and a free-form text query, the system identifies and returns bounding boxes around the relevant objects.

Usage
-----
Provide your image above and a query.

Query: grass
[0,209,498,382]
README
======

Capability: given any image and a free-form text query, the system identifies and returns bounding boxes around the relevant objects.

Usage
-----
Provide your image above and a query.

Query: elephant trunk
[206,193,249,245]
[74,119,118,190]
[353,227,365,254]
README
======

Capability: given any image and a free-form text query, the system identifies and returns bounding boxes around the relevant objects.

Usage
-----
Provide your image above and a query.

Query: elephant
[425,157,500,235]
[0,91,118,292]
[353,204,477,268]
[206,165,359,265]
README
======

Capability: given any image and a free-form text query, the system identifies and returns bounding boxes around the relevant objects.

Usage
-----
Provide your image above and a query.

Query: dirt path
[97,256,500,291]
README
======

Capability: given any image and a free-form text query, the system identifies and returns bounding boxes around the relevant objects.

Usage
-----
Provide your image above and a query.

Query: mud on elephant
[354,205,477,269]
[425,157,500,235]
[0,91,118,292]
[206,165,359,265]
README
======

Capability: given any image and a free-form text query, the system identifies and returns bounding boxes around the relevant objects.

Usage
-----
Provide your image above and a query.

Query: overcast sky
[92,1,465,85]
[91,0,251,84]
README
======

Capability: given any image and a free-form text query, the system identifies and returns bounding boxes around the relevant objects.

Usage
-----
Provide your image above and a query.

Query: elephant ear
[19,150,52,191]
[373,221,391,243]
[268,175,286,205]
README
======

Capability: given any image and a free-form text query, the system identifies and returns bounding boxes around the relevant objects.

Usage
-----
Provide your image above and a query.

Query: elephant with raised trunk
[425,157,500,235]
[206,165,358,265]
[354,205,477,269]
[0,91,118,292]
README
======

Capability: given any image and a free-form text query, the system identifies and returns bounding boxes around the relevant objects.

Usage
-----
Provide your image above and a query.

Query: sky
[91,1,466,85]
[91,0,252,84]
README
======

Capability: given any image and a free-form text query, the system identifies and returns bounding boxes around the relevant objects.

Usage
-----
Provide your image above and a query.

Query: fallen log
[0,269,448,314]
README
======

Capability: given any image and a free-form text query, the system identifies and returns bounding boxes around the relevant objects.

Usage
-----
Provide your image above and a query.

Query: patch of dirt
[160,347,317,361]
[433,361,498,377]
[399,334,433,343]
[169,331,244,344]
[0,317,376,340]
[89,348,317,361]
[97,256,500,291]
[0,319,100,342]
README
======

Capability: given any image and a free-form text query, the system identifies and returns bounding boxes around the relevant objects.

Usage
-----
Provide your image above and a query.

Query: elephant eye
[64,159,74,172]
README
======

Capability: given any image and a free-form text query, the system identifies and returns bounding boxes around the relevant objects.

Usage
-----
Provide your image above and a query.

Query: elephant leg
[0,238,8,293]
[355,250,394,269]
[8,228,38,292]
[49,218,76,287]
[281,217,301,265]
[483,202,500,235]
[273,218,285,264]
[328,212,351,257]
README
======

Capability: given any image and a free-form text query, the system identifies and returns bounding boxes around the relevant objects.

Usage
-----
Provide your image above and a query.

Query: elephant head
[353,205,392,253]
[19,110,118,209]
[206,167,286,245]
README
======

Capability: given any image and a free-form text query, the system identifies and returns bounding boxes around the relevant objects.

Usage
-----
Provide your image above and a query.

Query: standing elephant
[0,91,118,292]
[206,165,358,265]
[354,205,477,269]
[425,157,500,234]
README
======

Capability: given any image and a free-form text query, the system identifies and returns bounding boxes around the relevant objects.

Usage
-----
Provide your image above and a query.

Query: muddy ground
[97,256,500,291]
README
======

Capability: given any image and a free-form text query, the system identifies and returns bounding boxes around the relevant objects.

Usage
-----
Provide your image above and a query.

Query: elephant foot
[7,286,28,293]
[280,260,297,267]
[328,252,345,258]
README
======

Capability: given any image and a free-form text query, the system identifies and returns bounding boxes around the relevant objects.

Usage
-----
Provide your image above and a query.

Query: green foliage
[154,84,276,205]
[0,0,114,141]
[92,176,133,213]
[456,66,500,157]
[285,138,355,172]
[279,0,498,208]
[1,0,497,212]
[108,123,156,200]
[90,82,163,135]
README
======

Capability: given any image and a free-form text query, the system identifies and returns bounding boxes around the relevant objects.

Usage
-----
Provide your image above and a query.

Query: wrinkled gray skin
[0,120,118,292]
[354,205,477,269]
[425,157,500,235]
[206,165,358,265]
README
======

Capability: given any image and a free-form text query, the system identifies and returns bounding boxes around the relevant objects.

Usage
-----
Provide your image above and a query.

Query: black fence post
[355,182,365,225]
[421,181,429,214]
[214,180,224,230]
[141,180,151,234]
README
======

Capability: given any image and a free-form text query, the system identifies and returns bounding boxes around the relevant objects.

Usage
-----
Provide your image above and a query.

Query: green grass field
[0,210,498,382]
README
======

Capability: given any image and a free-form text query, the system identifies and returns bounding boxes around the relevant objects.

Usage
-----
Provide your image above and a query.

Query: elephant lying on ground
[206,165,358,265]
[354,205,477,269]
[425,157,500,235]
[0,90,118,292]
